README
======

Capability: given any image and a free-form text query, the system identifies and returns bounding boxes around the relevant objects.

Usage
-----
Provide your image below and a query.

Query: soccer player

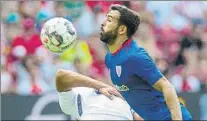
[56,72,143,120]
[56,4,192,120]
[100,4,192,120]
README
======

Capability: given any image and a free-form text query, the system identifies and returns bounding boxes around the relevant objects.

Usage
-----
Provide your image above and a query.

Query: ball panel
[40,17,77,53]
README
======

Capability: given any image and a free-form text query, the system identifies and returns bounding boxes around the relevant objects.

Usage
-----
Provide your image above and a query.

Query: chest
[109,63,132,86]
[107,59,149,91]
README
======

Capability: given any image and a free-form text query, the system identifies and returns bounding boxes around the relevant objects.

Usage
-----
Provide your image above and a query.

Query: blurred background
[1,0,207,120]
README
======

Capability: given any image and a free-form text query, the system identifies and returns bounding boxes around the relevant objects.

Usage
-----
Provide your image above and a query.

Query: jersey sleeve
[128,54,163,86]
[58,90,81,119]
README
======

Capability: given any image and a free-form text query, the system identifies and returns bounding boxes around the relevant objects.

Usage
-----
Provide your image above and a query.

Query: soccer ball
[40,17,77,53]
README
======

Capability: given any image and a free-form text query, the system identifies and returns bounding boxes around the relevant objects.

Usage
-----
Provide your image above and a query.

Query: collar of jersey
[111,38,132,55]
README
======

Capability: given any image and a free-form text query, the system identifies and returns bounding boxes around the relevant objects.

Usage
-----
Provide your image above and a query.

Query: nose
[101,23,104,29]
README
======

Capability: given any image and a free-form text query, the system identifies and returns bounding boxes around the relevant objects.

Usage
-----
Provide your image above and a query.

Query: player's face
[100,10,120,45]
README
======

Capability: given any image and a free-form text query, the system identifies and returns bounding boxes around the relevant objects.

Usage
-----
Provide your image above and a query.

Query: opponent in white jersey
[56,70,143,120]
[58,87,133,120]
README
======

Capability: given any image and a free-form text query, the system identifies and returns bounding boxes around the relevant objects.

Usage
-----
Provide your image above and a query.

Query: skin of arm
[55,69,122,99]
[153,77,182,120]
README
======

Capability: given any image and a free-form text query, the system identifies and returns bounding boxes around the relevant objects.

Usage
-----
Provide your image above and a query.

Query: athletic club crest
[116,66,122,77]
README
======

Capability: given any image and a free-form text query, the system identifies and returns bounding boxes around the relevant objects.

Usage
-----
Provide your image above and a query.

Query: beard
[100,27,118,45]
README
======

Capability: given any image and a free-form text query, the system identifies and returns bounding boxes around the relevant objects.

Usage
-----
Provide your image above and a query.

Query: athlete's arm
[55,69,122,99]
[128,54,182,120]
[153,77,182,120]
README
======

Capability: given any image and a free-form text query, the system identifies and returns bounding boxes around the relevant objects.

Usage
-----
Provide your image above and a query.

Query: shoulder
[127,47,153,65]
[58,90,81,119]
[124,48,158,73]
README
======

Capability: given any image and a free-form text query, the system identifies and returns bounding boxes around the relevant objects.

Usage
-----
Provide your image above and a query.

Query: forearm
[162,86,182,120]
[56,69,109,92]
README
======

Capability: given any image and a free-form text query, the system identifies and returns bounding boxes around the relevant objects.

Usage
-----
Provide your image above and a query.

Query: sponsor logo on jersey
[115,85,129,92]
[116,66,122,77]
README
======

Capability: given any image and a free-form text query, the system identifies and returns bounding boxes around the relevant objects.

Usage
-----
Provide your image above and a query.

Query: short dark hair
[110,4,141,38]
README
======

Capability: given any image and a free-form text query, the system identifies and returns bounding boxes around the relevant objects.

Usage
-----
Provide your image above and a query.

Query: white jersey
[58,87,133,120]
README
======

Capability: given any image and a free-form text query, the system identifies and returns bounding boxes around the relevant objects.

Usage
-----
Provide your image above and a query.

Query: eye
[107,18,112,22]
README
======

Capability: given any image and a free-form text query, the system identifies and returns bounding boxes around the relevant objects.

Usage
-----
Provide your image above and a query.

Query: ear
[118,25,127,35]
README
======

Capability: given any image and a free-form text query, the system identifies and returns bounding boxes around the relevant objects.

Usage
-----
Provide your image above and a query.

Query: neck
[107,36,128,53]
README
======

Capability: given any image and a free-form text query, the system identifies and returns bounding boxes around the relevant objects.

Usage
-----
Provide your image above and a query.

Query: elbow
[56,69,66,78]
[56,69,69,92]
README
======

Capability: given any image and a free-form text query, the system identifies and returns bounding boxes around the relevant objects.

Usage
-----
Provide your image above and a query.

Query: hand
[98,86,123,100]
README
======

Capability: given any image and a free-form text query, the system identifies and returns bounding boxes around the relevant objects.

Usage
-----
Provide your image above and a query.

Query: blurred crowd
[1,1,207,96]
